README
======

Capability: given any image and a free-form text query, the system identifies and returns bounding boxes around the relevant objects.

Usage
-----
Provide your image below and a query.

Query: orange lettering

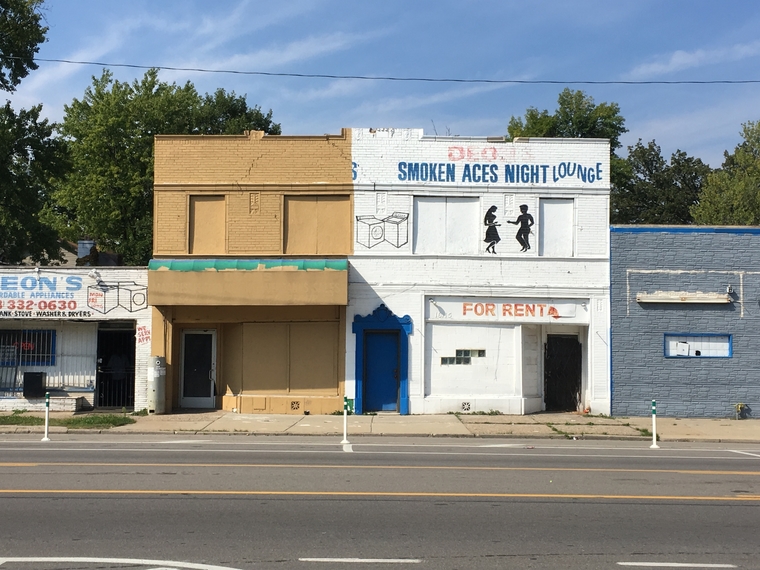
[537,304,546,316]
[502,303,513,316]
[514,303,524,317]
[474,303,485,316]
[525,304,535,317]
[548,306,560,319]
[463,302,473,315]
[485,303,496,316]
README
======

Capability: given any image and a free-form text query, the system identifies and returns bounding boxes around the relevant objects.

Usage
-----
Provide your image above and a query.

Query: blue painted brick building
[611,226,760,418]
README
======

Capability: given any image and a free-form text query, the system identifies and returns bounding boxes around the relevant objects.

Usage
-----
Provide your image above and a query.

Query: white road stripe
[299,558,420,564]
[617,562,737,568]
[729,449,760,458]
[0,557,239,569]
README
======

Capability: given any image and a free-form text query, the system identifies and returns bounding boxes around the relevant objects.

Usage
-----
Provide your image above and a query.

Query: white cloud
[626,40,760,78]
[355,83,508,116]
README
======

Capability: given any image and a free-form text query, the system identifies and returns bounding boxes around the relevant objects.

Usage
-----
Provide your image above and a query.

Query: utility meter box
[147,356,166,414]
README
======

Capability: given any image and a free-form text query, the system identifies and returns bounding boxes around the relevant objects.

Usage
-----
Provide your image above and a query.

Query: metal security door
[364,331,400,412]
[180,329,217,409]
[544,334,582,412]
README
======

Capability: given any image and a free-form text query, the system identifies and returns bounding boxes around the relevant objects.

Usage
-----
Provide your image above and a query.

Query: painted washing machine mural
[356,212,409,249]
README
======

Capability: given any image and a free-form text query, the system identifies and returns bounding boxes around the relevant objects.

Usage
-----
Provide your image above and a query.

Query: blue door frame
[352,304,413,415]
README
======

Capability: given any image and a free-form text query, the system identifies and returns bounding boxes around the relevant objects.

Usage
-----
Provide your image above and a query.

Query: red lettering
[537,304,546,316]
[502,303,513,316]
[474,303,485,316]
[448,146,464,161]
[525,304,535,317]
[485,303,496,316]
[463,302,473,315]
[548,306,560,319]
[514,303,524,317]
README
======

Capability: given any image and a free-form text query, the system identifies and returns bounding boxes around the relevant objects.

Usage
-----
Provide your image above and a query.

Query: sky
[7,0,760,167]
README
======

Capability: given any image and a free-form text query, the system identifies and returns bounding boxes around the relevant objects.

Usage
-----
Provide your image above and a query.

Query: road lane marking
[729,450,760,458]
[617,563,737,568]
[1,489,759,502]
[299,558,420,564]
[2,462,759,476]
[0,557,239,569]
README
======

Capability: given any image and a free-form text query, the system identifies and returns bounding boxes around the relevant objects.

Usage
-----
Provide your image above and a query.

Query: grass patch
[0,411,135,429]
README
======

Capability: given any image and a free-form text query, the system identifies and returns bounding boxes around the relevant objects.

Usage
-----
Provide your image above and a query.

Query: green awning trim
[148,259,348,272]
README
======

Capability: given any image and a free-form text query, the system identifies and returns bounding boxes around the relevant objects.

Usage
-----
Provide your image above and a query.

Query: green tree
[612,140,711,224]
[0,102,66,264]
[691,121,760,225]
[0,0,47,91]
[49,69,281,265]
[507,88,628,190]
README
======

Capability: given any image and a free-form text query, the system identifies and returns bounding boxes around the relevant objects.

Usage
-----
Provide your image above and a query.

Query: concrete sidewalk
[3,410,758,443]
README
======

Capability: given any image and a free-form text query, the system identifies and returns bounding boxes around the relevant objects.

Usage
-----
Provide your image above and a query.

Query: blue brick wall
[611,226,760,418]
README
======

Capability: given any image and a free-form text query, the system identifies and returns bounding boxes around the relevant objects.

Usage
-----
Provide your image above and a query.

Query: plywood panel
[289,322,338,394]
[284,196,318,254]
[539,198,574,257]
[241,323,288,393]
[446,197,479,255]
[317,196,351,254]
[189,196,226,254]
[413,197,445,254]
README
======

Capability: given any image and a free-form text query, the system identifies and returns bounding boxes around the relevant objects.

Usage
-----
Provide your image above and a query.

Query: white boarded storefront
[347,129,611,415]
[0,267,151,411]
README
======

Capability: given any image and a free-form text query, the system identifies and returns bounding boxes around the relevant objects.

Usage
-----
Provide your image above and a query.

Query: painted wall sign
[0,270,148,320]
[351,128,610,188]
[427,296,586,324]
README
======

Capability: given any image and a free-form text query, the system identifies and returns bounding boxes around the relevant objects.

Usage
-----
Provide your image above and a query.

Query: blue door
[364,331,399,412]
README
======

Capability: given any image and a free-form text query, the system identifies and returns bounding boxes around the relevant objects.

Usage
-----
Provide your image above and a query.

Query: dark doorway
[364,331,400,412]
[96,327,135,408]
[544,335,582,412]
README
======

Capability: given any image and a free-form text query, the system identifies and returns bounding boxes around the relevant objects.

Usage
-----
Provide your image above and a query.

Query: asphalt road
[0,435,759,570]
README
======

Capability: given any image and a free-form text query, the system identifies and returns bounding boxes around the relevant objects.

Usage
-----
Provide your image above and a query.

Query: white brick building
[347,129,611,415]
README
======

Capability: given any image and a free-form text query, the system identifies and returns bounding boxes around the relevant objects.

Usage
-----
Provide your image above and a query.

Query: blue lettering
[588,167,596,183]
[505,165,516,183]
[462,164,472,182]
[596,162,603,182]
[1,276,18,290]
[541,165,549,183]
[407,163,420,181]
[558,162,567,178]
[397,162,407,181]
[520,165,530,184]
[20,277,37,290]
[530,165,539,184]
[38,277,56,291]
[446,164,455,182]
[65,276,83,291]
[489,164,499,183]
[352,161,357,180]
[472,164,481,183]
[578,165,587,182]
[420,163,429,181]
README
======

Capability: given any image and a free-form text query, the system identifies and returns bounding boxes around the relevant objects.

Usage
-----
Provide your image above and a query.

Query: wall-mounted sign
[0,270,148,320]
[426,296,588,324]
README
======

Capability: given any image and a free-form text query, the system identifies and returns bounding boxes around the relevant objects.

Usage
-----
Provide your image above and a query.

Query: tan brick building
[150,130,353,414]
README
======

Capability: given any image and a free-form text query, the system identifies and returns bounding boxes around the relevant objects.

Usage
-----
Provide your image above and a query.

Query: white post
[41,392,50,442]
[340,396,350,444]
[650,399,659,449]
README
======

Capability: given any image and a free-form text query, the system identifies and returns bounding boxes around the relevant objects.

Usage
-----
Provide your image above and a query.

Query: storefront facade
[150,130,352,414]
[0,267,151,411]
[347,130,611,415]
[611,226,760,417]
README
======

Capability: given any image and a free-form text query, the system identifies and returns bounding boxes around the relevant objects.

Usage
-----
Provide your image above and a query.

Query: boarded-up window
[539,198,574,257]
[241,322,339,394]
[413,197,479,254]
[189,196,226,255]
[284,196,350,255]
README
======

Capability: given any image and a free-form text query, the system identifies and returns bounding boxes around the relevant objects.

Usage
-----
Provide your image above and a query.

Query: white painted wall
[348,131,611,415]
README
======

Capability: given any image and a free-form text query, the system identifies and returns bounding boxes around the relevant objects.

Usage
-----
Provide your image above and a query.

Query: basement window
[664,334,731,358]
